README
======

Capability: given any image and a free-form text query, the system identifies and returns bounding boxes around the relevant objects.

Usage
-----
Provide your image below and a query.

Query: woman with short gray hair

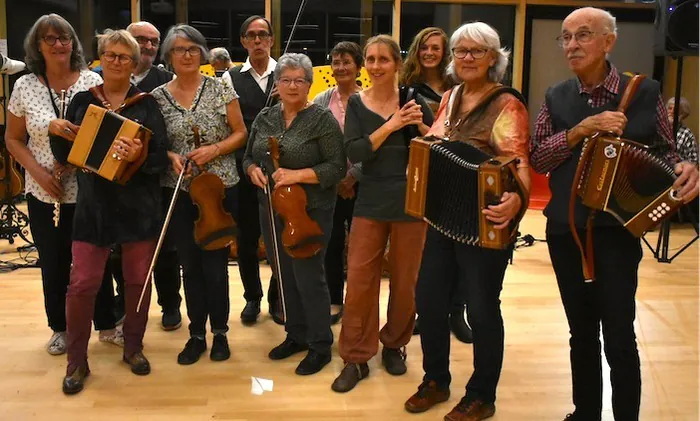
[243,52,346,376]
[404,21,530,420]
[151,24,248,365]
[4,13,119,359]
[666,97,698,165]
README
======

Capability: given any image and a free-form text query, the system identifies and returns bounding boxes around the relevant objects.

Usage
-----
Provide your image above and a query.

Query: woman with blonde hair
[400,27,453,115]
[331,34,433,393]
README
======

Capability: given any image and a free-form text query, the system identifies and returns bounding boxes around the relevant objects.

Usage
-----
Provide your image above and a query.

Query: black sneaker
[295,350,331,375]
[162,309,182,331]
[382,346,407,375]
[241,300,261,324]
[177,337,207,365]
[268,338,308,360]
[210,334,230,361]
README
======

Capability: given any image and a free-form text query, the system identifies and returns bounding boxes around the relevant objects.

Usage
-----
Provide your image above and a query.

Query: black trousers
[259,204,334,354]
[110,187,182,314]
[169,187,237,337]
[235,159,278,306]
[547,223,642,421]
[416,226,510,404]
[27,195,116,332]
[324,194,355,305]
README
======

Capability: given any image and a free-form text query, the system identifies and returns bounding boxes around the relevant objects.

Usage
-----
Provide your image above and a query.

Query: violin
[268,136,323,259]
[189,125,236,250]
[0,150,23,201]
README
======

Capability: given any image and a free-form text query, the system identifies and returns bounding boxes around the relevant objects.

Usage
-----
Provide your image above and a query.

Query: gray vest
[545,73,660,230]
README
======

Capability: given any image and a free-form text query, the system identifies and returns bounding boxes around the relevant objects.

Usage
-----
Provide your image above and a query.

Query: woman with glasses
[151,24,247,366]
[50,29,169,394]
[4,13,121,358]
[403,22,530,421]
[243,53,346,376]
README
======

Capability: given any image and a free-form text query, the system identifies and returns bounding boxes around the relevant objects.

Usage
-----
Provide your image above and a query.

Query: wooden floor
[0,211,697,421]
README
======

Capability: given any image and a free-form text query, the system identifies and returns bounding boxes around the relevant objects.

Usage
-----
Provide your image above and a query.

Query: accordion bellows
[406,137,526,249]
[576,134,682,237]
[68,104,148,183]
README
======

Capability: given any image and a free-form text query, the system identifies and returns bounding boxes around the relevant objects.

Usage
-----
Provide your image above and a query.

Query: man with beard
[222,15,281,325]
[95,21,181,331]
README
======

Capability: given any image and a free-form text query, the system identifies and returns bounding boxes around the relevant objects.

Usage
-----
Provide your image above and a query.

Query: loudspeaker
[654,0,699,56]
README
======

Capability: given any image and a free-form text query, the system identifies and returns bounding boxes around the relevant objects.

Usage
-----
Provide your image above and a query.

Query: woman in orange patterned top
[403,22,530,421]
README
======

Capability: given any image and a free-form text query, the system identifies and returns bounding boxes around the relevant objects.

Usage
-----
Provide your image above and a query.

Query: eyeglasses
[556,30,605,48]
[172,46,202,57]
[451,47,488,60]
[134,36,160,47]
[102,52,134,64]
[278,78,309,87]
[42,34,72,46]
[243,31,272,41]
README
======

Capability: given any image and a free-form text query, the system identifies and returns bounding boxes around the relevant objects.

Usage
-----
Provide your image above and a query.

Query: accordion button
[662,202,667,207]
[488,231,496,241]
[648,213,654,218]
[652,217,658,222]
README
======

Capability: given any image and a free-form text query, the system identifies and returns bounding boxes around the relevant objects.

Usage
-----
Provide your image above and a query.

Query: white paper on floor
[251,376,274,395]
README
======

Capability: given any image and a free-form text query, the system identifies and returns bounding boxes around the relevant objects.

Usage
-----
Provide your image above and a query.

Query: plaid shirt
[676,124,698,165]
[530,63,679,174]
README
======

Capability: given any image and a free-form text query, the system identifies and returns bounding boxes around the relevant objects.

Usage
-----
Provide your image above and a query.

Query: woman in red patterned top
[403,22,530,421]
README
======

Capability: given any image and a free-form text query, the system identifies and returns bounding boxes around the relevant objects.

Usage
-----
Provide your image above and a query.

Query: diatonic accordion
[576,134,682,237]
[405,136,527,249]
[68,104,151,184]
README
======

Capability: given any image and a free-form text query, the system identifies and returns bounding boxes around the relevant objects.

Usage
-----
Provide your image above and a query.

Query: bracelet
[213,143,221,156]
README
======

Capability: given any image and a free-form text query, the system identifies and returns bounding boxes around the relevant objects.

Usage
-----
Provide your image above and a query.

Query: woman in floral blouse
[151,24,247,365]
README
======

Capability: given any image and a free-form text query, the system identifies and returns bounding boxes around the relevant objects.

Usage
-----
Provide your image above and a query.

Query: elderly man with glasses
[530,7,699,421]
[222,15,282,325]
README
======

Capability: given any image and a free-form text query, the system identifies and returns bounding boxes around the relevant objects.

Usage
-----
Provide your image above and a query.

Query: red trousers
[66,240,155,375]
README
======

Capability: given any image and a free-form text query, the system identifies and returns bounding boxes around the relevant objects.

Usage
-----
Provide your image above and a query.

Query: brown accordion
[575,133,681,237]
[68,104,151,184]
[405,136,527,249]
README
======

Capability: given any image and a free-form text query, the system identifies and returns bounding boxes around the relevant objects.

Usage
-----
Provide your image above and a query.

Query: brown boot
[123,351,151,375]
[405,380,450,413]
[444,398,495,421]
[331,362,369,393]
[62,365,90,395]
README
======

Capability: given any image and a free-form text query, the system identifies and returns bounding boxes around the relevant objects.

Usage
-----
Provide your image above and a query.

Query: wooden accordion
[575,133,681,237]
[68,104,151,184]
[405,136,527,249]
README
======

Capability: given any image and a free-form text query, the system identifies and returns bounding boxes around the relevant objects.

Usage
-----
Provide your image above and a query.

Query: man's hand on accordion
[112,136,143,163]
[673,161,699,203]
[482,191,522,230]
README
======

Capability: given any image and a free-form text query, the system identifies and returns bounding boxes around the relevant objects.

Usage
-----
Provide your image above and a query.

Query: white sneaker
[47,331,67,355]
[99,326,124,348]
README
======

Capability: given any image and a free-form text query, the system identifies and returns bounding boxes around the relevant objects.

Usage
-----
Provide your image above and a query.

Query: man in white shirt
[223,15,282,325]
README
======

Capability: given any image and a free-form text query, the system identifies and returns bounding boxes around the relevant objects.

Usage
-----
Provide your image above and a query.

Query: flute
[53,89,66,228]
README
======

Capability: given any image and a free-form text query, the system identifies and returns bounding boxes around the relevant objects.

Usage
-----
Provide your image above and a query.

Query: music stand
[641,56,699,262]
[0,73,33,247]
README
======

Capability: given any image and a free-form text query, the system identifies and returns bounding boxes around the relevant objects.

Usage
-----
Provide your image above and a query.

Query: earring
[356,72,361,78]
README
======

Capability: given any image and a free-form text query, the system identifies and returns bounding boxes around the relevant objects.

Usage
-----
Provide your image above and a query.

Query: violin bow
[261,1,309,322]
[263,0,309,109]
[137,159,191,313]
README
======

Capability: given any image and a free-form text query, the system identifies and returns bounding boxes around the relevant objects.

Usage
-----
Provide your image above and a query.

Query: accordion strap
[567,74,646,282]
[89,85,151,114]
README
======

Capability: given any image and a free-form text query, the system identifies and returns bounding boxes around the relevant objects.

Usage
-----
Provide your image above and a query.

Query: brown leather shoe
[331,362,369,393]
[123,351,151,375]
[444,398,495,421]
[405,380,450,413]
[62,365,90,395]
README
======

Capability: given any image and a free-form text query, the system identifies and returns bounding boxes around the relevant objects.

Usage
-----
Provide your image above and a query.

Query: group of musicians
[3,6,698,421]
